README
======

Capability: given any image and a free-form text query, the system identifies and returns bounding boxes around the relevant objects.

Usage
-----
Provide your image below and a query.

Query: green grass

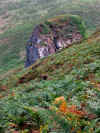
[0,1,100,132]
[0,30,100,132]
[0,0,100,74]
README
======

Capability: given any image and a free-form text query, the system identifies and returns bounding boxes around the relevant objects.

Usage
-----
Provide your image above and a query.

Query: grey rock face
[25,17,83,67]
[25,44,39,67]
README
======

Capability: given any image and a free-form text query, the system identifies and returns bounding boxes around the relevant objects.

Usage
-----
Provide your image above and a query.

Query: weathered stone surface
[25,15,86,67]
[25,45,39,67]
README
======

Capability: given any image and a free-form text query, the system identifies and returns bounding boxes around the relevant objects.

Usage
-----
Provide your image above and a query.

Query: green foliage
[70,15,86,38]
[0,1,100,132]
[0,0,100,74]
[0,75,100,132]
[0,30,100,132]
[41,24,51,34]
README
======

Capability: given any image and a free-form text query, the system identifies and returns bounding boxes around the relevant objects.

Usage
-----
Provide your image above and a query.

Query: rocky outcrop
[25,15,86,67]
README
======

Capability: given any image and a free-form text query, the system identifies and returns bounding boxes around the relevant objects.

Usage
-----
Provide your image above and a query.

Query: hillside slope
[0,0,100,74]
[0,30,100,132]
[25,14,86,67]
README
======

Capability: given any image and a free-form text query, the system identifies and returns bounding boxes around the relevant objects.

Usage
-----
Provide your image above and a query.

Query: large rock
[25,15,86,67]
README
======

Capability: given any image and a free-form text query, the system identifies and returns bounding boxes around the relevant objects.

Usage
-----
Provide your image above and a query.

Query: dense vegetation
[0,0,100,74]
[0,29,100,132]
[0,0,100,132]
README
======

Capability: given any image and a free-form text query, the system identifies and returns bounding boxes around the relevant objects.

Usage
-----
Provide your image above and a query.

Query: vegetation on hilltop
[46,14,86,38]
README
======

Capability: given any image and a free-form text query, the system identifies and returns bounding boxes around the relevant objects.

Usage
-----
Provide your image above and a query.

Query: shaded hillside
[0,30,100,132]
[0,0,100,74]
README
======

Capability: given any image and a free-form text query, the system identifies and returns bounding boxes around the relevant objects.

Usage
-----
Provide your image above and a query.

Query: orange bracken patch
[54,96,86,117]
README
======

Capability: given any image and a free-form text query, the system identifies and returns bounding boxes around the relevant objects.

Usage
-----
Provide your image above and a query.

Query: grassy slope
[0,0,100,74]
[0,30,100,132]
